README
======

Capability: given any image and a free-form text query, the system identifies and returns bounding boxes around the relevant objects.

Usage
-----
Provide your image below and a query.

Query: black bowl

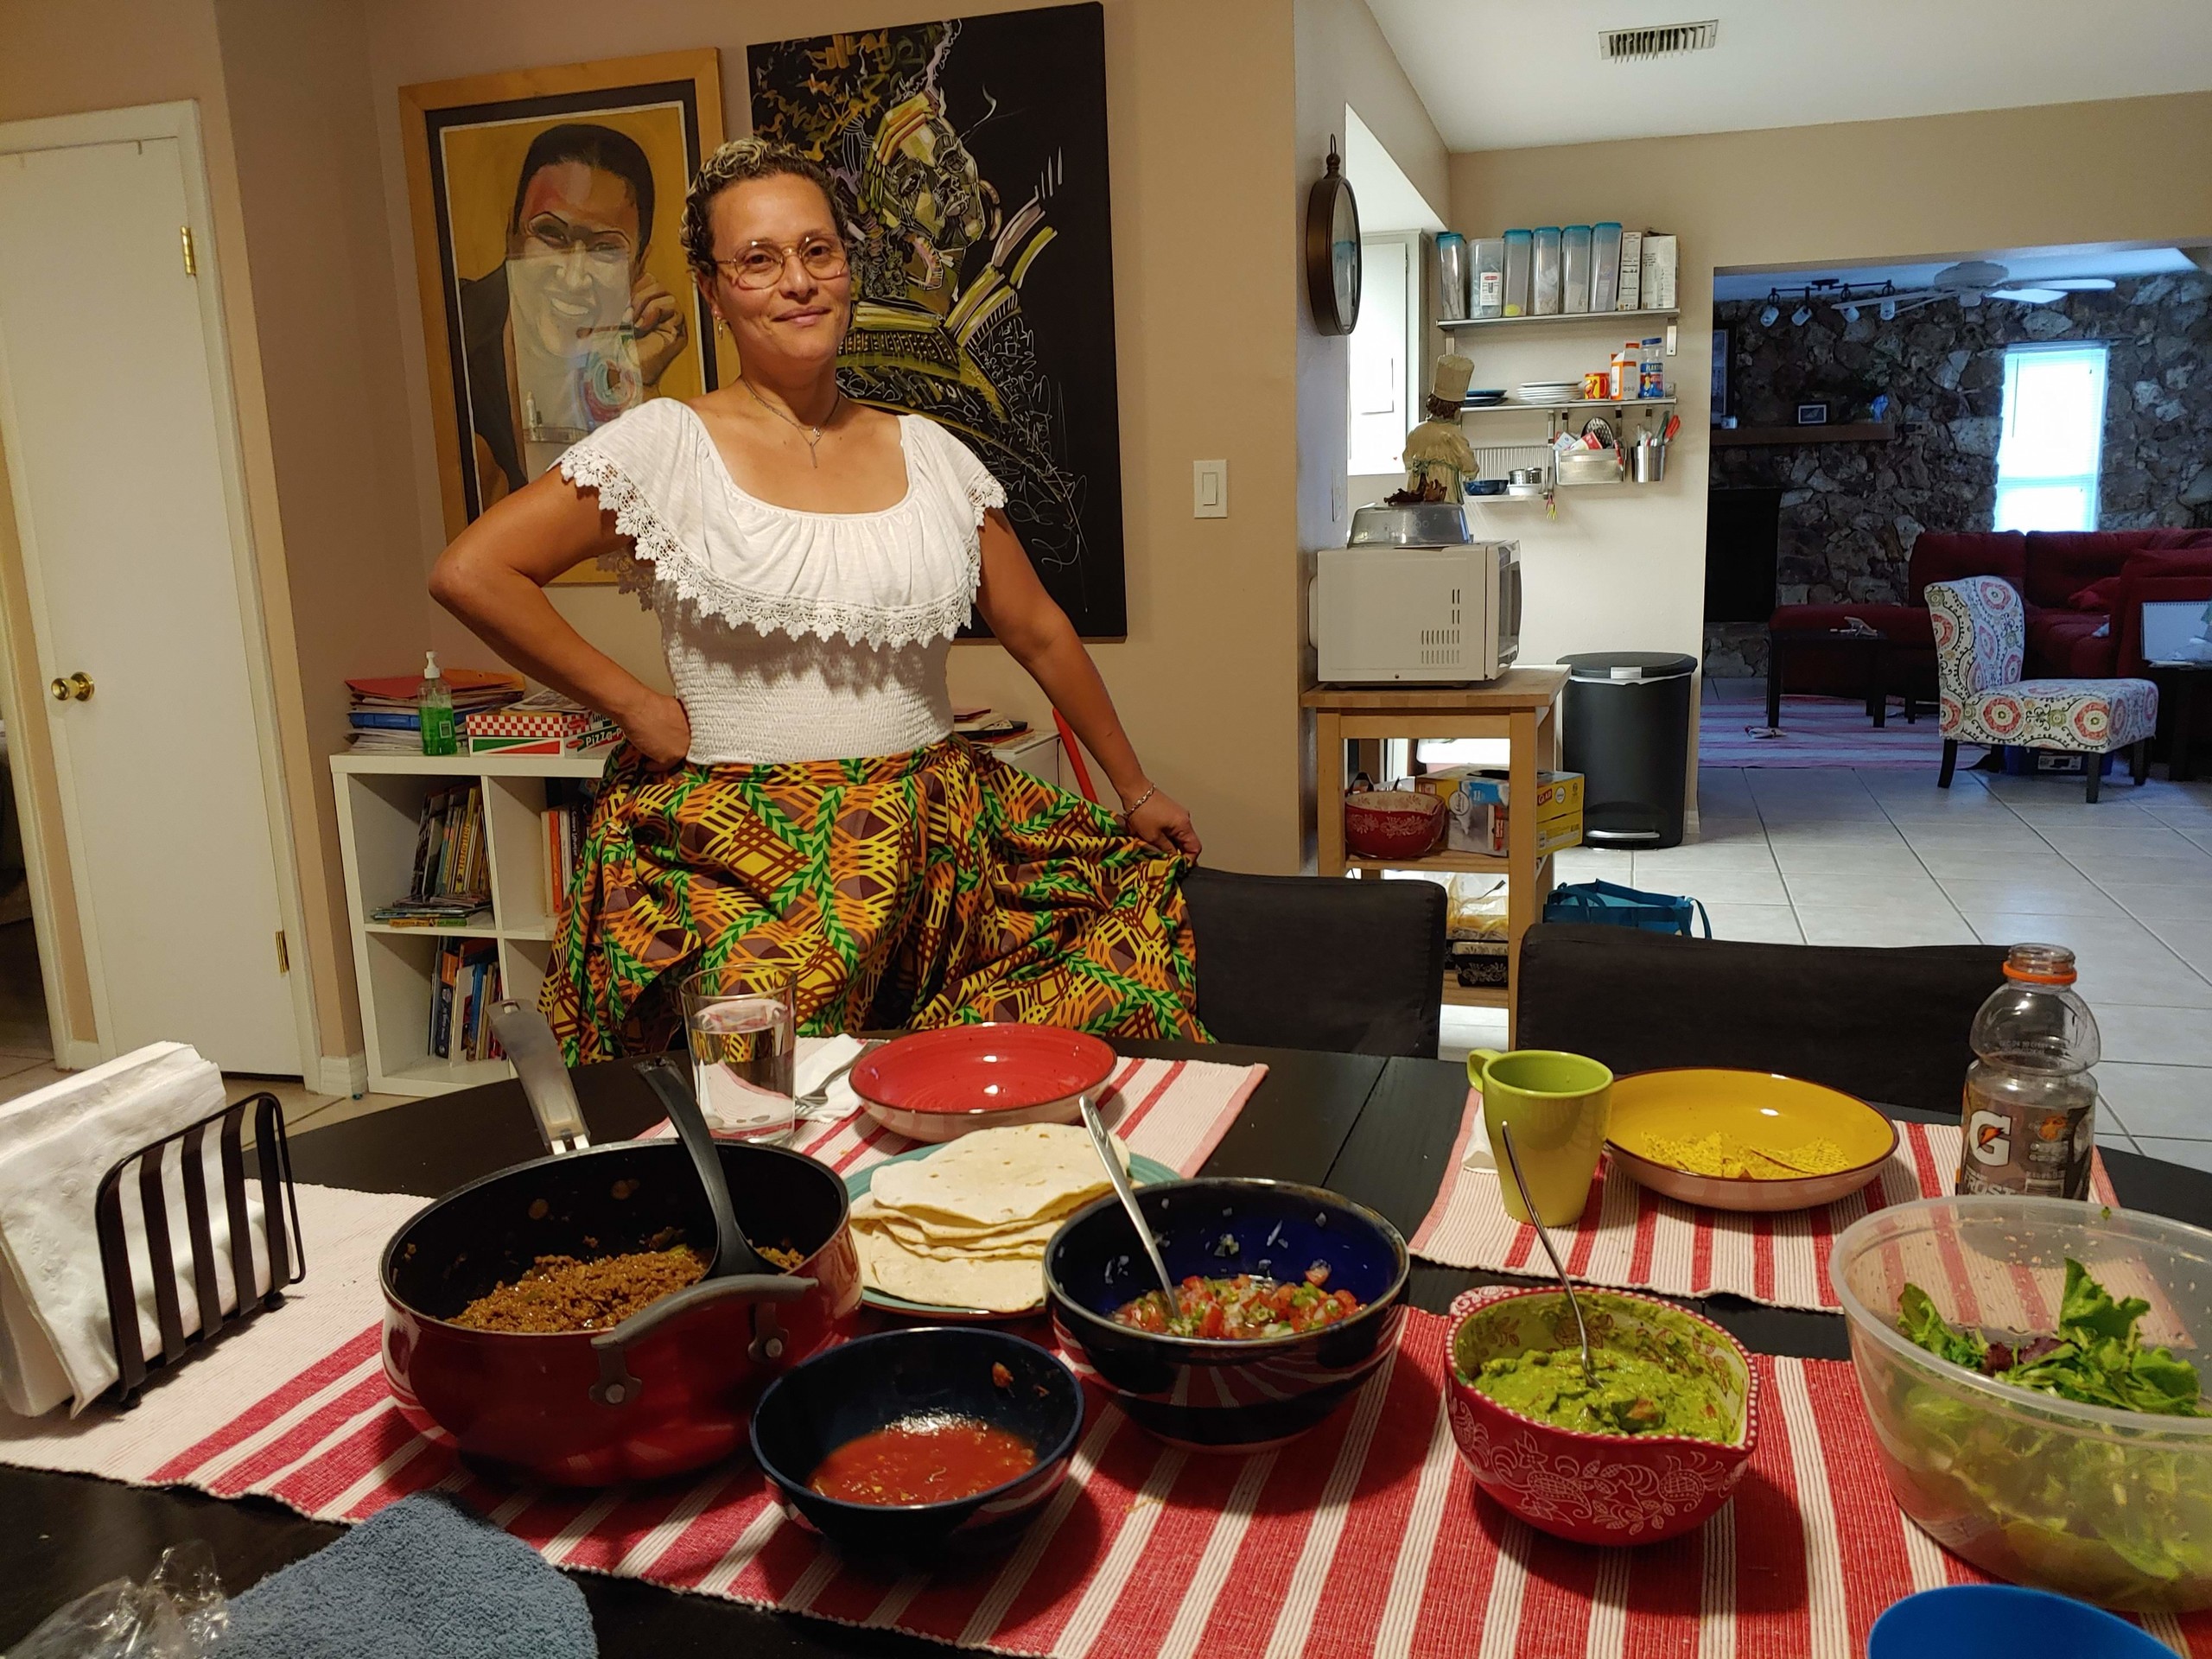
[749,1328,1083,1560]
[1044,1178,1409,1452]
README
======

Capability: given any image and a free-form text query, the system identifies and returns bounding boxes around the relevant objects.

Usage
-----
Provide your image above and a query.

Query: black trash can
[1559,652,1698,849]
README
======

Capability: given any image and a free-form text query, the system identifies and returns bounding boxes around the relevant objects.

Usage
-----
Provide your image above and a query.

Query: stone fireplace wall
[1704,272,2212,676]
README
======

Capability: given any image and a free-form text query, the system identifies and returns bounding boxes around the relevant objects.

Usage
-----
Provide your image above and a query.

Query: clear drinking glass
[681,969,796,1145]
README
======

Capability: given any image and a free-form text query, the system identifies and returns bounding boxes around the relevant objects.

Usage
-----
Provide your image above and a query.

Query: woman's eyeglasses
[715,237,849,290]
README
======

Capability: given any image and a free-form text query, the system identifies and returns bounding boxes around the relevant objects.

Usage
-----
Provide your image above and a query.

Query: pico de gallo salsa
[1110,1266,1364,1340]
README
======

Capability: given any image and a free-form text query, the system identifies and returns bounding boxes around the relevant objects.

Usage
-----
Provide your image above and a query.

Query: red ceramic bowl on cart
[1446,1286,1758,1545]
[851,1024,1117,1143]
[1343,791,1444,861]
[381,1138,861,1486]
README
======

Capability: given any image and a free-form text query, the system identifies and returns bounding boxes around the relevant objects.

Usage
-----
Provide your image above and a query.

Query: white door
[0,133,299,1072]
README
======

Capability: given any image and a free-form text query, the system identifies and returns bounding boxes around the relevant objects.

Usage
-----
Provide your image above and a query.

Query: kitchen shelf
[1461,397,1677,416]
[1440,308,1679,332]
[1712,423,1896,447]
[1342,849,1548,877]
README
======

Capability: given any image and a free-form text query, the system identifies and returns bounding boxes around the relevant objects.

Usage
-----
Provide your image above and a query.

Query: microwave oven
[1310,540,1521,683]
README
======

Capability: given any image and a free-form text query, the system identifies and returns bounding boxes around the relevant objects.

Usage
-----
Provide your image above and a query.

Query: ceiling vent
[1600,19,1719,60]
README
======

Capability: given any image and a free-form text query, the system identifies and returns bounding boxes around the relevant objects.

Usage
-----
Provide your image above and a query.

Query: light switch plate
[1193,458,1228,518]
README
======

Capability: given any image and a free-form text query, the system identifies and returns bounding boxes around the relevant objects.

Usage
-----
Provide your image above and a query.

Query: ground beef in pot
[449,1240,807,1332]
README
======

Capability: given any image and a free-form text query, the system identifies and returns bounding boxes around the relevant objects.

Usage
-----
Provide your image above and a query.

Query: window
[1347,232,1420,478]
[1993,344,2108,532]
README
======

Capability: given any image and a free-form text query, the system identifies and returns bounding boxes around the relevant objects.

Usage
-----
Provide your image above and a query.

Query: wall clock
[1305,139,1361,336]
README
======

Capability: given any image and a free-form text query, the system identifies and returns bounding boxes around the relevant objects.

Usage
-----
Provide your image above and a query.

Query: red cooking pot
[380,1132,861,1486]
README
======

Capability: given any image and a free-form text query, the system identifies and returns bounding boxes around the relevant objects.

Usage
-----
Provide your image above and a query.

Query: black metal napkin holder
[92,1091,306,1408]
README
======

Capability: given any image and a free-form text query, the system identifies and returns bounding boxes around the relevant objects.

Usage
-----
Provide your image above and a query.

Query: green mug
[1467,1048,1613,1227]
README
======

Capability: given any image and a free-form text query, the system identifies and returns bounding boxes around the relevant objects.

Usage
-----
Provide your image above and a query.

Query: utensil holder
[93,1091,304,1408]
[1633,438,1669,483]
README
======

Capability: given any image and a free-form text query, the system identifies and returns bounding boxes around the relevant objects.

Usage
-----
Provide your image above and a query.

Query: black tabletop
[4,1044,2206,1656]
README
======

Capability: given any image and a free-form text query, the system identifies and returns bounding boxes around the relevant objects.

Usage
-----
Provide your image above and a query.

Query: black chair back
[1182,868,1445,1058]
[1516,924,2005,1115]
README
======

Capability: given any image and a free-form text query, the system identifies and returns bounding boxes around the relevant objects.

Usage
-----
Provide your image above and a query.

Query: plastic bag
[6,1541,227,1658]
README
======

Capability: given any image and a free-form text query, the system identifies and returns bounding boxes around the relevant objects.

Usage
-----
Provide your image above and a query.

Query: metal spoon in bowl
[1497,1119,1597,1384]
[1077,1091,1179,1313]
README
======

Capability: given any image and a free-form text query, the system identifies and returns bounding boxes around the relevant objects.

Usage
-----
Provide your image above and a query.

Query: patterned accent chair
[1925,577,2158,803]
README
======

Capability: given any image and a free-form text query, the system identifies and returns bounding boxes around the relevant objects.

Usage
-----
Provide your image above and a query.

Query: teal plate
[845,1147,1179,1321]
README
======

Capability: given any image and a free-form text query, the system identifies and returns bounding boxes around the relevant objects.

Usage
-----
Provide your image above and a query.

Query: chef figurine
[1395,353,1481,503]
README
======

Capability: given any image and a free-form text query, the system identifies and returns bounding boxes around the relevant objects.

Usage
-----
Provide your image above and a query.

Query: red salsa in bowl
[809,1414,1038,1506]
[1111,1267,1365,1341]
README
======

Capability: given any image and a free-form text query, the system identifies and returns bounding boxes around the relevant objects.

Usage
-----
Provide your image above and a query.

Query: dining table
[3,1037,2206,1656]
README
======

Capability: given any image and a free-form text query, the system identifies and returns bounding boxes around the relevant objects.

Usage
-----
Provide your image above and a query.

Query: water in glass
[686,991,795,1145]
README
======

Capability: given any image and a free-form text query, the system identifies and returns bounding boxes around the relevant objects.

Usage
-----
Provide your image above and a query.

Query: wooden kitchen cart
[1306,666,1570,1041]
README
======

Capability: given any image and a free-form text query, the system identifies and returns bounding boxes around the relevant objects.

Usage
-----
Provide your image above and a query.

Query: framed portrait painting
[400,49,722,576]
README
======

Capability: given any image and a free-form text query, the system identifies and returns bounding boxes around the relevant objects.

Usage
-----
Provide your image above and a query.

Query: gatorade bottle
[417,650,458,756]
[1956,943,2101,1200]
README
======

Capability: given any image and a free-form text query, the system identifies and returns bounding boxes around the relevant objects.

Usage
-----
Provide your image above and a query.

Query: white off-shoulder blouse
[557,397,1006,764]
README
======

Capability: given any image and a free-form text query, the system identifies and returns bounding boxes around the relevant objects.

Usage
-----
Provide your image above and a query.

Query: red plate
[851,1024,1118,1143]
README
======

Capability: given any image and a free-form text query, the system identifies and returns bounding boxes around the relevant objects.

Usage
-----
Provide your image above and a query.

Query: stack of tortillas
[851,1123,1130,1313]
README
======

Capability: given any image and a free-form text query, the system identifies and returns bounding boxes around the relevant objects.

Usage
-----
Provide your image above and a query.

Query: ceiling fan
[1874,259,2118,315]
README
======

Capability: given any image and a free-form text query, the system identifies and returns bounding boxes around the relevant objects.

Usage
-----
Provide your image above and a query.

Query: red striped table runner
[1412,1091,2120,1313]
[11,1297,2204,1656]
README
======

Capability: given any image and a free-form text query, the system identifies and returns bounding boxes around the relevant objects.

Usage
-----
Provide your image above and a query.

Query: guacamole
[1471,1346,1736,1440]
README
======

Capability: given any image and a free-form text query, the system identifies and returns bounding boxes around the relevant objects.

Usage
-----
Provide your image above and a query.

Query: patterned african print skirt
[539,738,1205,1062]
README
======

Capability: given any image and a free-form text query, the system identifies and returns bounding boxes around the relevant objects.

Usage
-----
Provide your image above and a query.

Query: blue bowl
[1869,1586,2174,1657]
[1043,1179,1409,1452]
[748,1328,1083,1560]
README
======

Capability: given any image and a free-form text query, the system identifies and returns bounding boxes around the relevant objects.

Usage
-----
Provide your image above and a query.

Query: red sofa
[1768,528,2212,697]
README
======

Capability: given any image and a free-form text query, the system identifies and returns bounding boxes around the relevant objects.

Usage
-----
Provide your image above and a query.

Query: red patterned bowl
[1446,1286,1758,1545]
[1343,791,1443,861]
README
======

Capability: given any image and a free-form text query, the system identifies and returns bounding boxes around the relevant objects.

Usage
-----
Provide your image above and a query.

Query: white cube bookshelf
[330,733,1062,1096]
[331,751,607,1096]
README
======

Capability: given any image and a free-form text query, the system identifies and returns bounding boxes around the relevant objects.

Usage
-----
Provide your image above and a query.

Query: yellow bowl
[1605,1068,1897,1213]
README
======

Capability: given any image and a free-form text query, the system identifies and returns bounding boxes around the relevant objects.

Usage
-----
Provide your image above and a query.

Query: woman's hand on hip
[623,691,692,769]
[1123,785,1201,857]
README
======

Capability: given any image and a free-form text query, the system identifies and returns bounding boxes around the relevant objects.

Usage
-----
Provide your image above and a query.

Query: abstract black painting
[749,3,1125,636]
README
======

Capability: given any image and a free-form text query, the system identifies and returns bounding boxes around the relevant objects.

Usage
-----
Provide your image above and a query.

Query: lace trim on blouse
[556,409,1004,652]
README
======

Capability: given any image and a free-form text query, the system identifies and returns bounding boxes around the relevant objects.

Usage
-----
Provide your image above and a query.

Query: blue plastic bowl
[1869,1586,2174,1658]
[748,1327,1083,1560]
[1044,1178,1408,1452]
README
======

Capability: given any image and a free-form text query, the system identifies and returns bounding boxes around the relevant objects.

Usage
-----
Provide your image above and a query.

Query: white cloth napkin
[1460,1096,1497,1173]
[0,1043,270,1418]
[793,1033,867,1122]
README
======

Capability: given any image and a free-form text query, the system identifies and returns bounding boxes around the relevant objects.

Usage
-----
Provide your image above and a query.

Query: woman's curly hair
[680,138,844,283]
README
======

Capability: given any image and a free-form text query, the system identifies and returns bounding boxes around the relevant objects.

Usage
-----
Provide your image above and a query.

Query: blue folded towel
[223,1493,596,1659]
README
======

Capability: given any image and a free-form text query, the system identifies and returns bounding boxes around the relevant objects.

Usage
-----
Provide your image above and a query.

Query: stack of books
[346,669,522,753]
[541,779,601,920]
[431,938,502,1062]
[370,785,490,927]
[464,689,618,755]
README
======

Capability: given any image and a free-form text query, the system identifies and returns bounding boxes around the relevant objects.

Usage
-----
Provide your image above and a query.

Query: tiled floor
[1440,760,2212,1173]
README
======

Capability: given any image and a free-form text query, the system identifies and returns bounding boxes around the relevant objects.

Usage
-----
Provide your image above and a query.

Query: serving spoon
[634,1054,787,1282]
[1077,1090,1179,1311]
[1497,1120,1597,1384]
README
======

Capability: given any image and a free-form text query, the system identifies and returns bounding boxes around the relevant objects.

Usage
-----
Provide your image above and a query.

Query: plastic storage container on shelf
[1832,1196,2212,1614]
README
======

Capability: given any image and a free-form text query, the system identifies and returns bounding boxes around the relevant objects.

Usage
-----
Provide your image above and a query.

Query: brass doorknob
[48,672,92,702]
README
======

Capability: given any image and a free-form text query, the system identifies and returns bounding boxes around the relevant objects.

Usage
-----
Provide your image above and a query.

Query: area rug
[1699,694,1961,770]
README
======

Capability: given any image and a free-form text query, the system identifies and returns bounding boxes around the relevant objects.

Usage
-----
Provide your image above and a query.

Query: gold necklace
[740,377,840,467]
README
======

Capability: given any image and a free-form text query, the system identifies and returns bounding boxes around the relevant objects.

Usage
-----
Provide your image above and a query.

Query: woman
[431,139,1205,1060]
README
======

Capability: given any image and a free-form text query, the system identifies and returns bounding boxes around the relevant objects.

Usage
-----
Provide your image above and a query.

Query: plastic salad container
[1831,1196,2212,1612]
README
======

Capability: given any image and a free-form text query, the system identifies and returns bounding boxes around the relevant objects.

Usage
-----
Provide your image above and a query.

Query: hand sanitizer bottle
[417,651,457,756]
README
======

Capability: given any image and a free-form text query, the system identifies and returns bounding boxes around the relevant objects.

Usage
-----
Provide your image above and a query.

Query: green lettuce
[1897,1258,2206,1418]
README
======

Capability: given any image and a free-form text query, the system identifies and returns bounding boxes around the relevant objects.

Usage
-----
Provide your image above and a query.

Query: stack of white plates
[1514,382,1580,404]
